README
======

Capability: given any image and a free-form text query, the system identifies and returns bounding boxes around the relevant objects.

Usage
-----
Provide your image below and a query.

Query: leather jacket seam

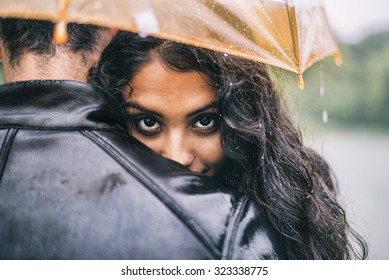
[0,128,18,183]
[80,130,221,259]
[0,125,123,132]
[221,196,249,259]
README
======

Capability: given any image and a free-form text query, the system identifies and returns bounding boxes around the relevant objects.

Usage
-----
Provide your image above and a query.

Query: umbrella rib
[285,0,302,75]
[199,0,297,72]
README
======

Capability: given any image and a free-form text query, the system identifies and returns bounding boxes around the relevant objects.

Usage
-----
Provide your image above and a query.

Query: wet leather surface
[0,80,285,259]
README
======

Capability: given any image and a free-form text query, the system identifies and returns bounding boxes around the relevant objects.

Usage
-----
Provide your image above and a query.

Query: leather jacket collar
[0,80,127,132]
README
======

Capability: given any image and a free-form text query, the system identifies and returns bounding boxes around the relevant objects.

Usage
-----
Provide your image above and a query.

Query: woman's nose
[162,144,193,168]
[160,134,194,168]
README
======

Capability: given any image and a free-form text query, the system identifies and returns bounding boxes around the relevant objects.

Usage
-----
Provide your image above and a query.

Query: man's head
[0,18,116,82]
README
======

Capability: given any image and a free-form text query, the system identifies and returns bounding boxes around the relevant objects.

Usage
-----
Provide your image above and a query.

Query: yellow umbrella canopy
[0,0,341,88]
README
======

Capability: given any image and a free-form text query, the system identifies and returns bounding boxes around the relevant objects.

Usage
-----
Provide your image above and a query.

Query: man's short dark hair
[0,18,105,64]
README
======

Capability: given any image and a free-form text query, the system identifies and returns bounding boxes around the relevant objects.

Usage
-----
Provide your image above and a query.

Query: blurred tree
[274,32,389,131]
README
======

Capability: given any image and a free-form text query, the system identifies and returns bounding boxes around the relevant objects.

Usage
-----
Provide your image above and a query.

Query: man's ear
[0,42,3,61]
[111,28,119,38]
[0,40,6,62]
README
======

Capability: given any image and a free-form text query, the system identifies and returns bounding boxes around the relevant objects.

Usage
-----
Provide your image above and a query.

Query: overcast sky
[322,0,389,44]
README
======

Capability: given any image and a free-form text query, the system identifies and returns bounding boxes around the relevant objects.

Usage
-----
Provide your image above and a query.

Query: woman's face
[124,58,225,176]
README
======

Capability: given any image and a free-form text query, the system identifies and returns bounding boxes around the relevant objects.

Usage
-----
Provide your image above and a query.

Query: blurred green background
[279,31,389,132]
[273,31,389,260]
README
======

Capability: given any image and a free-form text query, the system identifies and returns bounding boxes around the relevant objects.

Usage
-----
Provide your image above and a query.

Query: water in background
[305,127,389,260]
[278,31,389,259]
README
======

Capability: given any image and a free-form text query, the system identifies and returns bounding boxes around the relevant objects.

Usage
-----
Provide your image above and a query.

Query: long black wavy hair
[90,31,368,259]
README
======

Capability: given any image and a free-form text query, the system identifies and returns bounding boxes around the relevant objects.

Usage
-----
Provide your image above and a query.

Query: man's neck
[3,51,95,83]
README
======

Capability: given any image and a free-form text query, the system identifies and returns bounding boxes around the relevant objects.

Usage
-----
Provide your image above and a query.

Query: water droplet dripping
[297,73,304,90]
[334,52,343,66]
[322,110,328,123]
[320,63,325,97]
[54,20,68,44]
[54,0,71,44]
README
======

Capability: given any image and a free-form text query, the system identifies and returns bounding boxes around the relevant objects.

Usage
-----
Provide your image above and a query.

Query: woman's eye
[193,115,219,133]
[195,117,214,128]
[134,117,162,135]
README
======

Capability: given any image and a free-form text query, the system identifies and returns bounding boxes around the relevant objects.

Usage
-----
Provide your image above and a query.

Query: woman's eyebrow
[187,101,218,117]
[124,102,163,117]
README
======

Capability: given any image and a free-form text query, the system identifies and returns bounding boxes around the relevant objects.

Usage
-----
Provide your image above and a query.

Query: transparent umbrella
[0,0,342,88]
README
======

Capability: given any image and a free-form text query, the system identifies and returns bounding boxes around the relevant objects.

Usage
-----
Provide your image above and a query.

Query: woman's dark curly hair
[90,31,368,259]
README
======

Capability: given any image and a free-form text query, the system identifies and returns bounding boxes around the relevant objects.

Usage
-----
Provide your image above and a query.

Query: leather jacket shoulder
[0,80,285,259]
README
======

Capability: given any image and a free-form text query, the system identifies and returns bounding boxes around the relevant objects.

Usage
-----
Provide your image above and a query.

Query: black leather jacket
[0,80,284,259]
